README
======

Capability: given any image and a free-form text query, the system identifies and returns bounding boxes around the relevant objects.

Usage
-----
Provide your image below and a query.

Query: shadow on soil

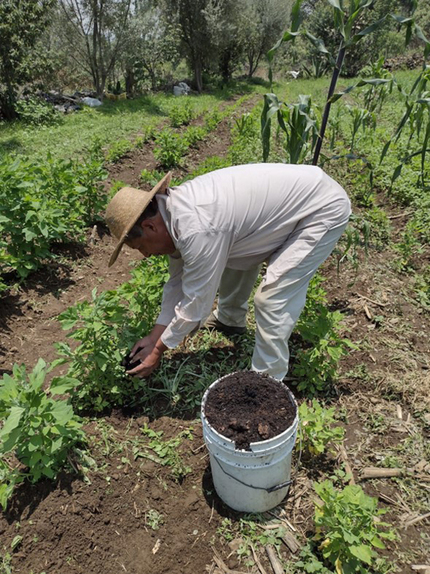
[3,470,79,525]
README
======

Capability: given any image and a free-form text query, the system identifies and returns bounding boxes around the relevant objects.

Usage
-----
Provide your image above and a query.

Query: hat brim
[108,172,172,267]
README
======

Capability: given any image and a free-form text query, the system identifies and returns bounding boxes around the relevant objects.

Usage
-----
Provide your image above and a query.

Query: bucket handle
[211,419,303,495]
[213,456,292,493]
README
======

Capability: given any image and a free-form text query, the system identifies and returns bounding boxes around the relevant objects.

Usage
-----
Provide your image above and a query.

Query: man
[105,163,351,380]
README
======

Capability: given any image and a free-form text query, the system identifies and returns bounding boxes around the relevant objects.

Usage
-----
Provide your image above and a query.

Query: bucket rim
[201,371,299,450]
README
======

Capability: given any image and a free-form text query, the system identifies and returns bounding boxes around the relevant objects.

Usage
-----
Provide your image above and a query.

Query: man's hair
[126,197,159,240]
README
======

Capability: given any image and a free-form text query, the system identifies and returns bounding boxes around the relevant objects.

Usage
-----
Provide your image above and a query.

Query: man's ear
[141,218,157,234]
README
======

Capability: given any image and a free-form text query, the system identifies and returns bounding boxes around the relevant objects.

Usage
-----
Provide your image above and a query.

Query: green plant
[299,400,345,455]
[183,125,207,148]
[145,509,164,530]
[140,168,166,187]
[261,94,319,163]
[153,129,188,168]
[133,424,192,482]
[313,480,396,574]
[53,258,168,411]
[347,106,376,151]
[15,97,60,126]
[204,109,222,131]
[291,277,356,395]
[105,139,133,163]
[392,227,424,273]
[0,359,85,509]
[169,100,194,127]
[0,143,107,281]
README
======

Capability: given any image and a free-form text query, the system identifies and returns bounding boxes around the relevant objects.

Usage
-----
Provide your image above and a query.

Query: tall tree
[58,0,132,98]
[163,0,213,93]
[242,0,290,78]
[0,0,56,119]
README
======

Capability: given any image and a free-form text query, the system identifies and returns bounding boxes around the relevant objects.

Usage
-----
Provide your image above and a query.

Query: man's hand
[127,347,163,378]
[127,324,168,378]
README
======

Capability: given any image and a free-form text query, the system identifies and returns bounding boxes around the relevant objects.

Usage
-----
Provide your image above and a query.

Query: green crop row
[0,142,107,290]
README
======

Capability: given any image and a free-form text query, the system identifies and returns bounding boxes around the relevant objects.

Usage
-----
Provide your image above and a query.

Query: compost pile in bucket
[204,372,296,450]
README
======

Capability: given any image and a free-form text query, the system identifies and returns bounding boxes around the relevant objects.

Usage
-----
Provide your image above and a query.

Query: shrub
[54,258,169,412]
[153,129,188,168]
[15,96,61,126]
[0,359,85,509]
[0,145,107,280]
[313,480,396,573]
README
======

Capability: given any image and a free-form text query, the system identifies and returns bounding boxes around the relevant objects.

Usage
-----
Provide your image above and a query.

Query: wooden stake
[265,545,284,574]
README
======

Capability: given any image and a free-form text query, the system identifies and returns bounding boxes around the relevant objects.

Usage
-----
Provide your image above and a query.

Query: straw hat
[106,172,172,267]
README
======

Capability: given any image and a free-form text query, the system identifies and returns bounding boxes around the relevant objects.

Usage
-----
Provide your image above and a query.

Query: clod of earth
[121,351,141,372]
[204,371,296,450]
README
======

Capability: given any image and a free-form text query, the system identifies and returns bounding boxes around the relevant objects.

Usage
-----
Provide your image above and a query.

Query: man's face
[124,214,175,259]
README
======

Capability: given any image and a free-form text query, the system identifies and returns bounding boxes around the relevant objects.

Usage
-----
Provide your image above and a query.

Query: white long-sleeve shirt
[156,164,351,348]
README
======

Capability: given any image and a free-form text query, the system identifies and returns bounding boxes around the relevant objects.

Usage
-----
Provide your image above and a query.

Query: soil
[204,371,297,449]
[1,92,430,574]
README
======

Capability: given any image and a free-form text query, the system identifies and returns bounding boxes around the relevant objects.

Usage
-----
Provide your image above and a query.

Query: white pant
[214,220,349,380]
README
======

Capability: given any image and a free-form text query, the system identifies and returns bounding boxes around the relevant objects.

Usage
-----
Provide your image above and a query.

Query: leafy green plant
[53,258,168,411]
[133,424,192,482]
[153,129,188,168]
[299,400,345,455]
[261,94,319,163]
[145,509,164,530]
[313,480,396,573]
[291,277,356,395]
[0,143,107,281]
[15,96,61,126]
[105,139,133,163]
[0,359,85,509]
[392,227,424,273]
[183,125,206,148]
[204,109,222,131]
[169,100,193,127]
[347,106,376,151]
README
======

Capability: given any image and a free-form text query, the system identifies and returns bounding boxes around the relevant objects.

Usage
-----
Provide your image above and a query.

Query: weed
[183,125,207,148]
[105,139,133,163]
[313,480,396,573]
[169,101,194,127]
[299,400,345,455]
[145,509,164,530]
[133,424,192,482]
[53,258,168,412]
[291,276,356,395]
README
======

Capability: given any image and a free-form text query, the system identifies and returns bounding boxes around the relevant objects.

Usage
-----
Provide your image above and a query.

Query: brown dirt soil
[1,96,430,573]
[204,372,297,449]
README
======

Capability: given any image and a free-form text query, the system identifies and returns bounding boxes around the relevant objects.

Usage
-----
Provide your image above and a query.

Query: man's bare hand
[127,348,162,378]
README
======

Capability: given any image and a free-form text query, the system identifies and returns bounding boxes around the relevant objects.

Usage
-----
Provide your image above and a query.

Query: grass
[0,81,268,163]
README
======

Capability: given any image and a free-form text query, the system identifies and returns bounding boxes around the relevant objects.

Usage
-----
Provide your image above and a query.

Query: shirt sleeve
[161,231,233,348]
[156,254,184,326]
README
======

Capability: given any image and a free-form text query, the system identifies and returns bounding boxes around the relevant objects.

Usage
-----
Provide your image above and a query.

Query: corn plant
[347,106,376,151]
[0,359,85,509]
[261,94,319,163]
[360,57,394,113]
[313,480,396,573]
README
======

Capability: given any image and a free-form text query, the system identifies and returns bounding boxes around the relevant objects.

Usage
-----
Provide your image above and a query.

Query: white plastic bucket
[201,372,299,513]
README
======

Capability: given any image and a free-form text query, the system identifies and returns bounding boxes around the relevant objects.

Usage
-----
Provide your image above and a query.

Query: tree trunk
[194,57,203,93]
[0,84,18,120]
[125,67,134,96]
